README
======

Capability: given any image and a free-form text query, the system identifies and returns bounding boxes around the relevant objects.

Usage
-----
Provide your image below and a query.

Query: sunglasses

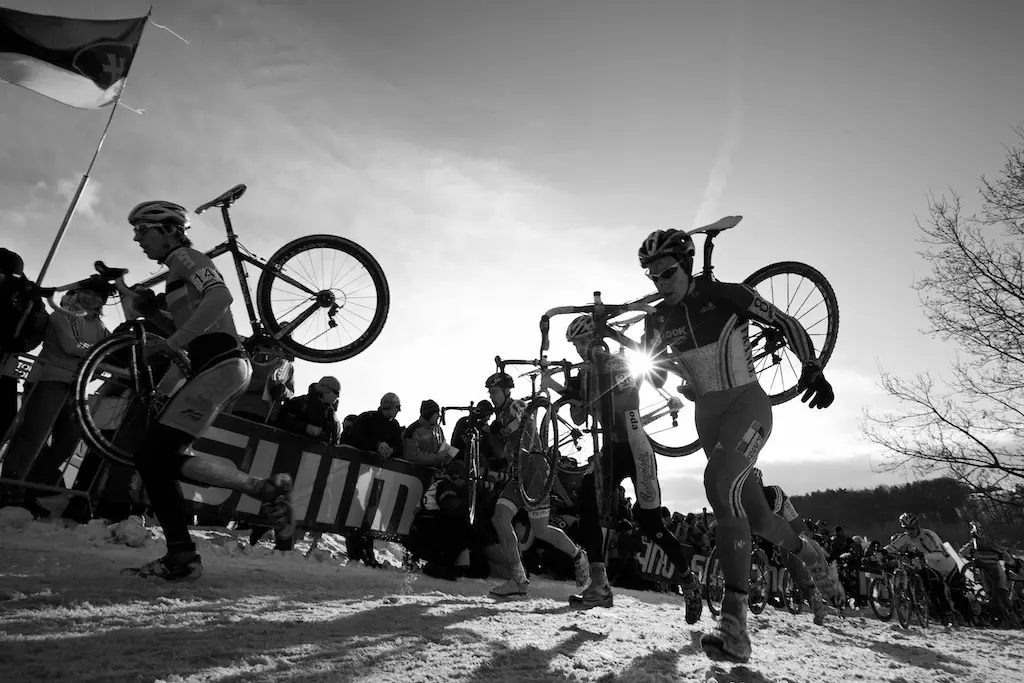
[646,264,680,282]
[132,223,164,236]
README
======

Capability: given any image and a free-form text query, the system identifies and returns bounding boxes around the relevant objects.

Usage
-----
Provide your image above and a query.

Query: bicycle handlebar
[30,260,130,318]
[439,404,475,426]
[538,291,662,353]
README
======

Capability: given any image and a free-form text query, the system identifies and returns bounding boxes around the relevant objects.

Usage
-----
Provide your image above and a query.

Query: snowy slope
[0,513,1020,683]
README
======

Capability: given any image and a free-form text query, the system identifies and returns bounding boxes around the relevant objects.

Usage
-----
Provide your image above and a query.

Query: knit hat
[318,376,341,393]
[420,399,440,418]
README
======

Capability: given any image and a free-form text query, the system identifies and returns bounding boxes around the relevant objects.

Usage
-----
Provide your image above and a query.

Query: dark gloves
[798,361,834,409]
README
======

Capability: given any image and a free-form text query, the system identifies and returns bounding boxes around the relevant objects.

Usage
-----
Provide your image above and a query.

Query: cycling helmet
[638,229,695,269]
[473,399,494,417]
[128,200,190,230]
[969,521,984,538]
[484,372,514,390]
[565,314,595,343]
[750,467,763,482]
[899,512,920,529]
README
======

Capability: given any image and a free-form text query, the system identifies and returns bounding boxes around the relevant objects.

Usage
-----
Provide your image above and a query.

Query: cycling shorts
[158,348,252,438]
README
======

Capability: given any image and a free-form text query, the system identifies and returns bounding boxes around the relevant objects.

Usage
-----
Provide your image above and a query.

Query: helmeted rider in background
[485,371,591,598]
[637,227,838,663]
[885,512,970,623]
[563,313,703,622]
[115,200,294,581]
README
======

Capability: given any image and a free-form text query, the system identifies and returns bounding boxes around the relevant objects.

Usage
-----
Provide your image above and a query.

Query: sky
[3,0,1023,515]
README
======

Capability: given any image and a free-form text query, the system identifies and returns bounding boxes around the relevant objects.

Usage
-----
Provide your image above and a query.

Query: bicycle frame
[538,290,662,552]
[131,204,321,342]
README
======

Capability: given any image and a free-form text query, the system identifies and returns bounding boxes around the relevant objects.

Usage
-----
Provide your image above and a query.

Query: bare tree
[863,125,1024,512]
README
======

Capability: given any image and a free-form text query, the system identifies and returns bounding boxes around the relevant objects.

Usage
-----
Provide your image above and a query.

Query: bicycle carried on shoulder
[606,215,840,458]
[71,184,390,467]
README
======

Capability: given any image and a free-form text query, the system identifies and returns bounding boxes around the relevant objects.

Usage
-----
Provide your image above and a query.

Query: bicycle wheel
[465,431,481,526]
[638,367,702,458]
[911,574,930,628]
[869,576,894,622]
[894,570,912,629]
[256,234,389,363]
[781,569,804,614]
[749,550,770,615]
[516,398,558,510]
[704,547,726,617]
[73,333,191,467]
[551,397,596,468]
[742,261,840,405]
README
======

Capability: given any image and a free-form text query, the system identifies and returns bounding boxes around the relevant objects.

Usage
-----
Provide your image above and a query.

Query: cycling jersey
[643,275,816,398]
[150,247,248,437]
[886,529,956,577]
[162,247,237,339]
[574,352,641,443]
[762,484,799,523]
[489,396,528,464]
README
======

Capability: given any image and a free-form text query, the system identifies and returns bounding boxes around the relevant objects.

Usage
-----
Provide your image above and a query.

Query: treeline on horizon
[789,476,1024,551]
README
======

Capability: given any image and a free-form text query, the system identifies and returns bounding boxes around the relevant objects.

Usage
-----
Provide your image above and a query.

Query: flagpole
[34,8,153,287]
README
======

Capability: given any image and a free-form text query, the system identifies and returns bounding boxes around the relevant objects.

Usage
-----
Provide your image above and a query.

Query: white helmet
[565,314,595,342]
[128,200,190,230]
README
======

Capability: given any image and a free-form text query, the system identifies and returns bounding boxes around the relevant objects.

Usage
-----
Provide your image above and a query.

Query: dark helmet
[899,512,920,529]
[128,200,190,231]
[638,229,696,270]
[484,372,514,390]
[473,399,495,417]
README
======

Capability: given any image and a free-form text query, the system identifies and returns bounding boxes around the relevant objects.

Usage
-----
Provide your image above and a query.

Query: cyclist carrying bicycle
[484,371,591,597]
[562,314,703,622]
[638,228,838,663]
[114,200,295,581]
[750,468,829,624]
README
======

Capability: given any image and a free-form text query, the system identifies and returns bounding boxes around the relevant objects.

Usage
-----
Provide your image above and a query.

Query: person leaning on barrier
[230,334,295,423]
[0,277,112,514]
[340,392,403,459]
[341,413,357,435]
[402,399,460,467]
[273,376,341,444]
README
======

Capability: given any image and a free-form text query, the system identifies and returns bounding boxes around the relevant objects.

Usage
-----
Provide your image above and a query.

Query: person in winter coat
[402,399,460,467]
[0,278,111,512]
[273,376,341,444]
[340,392,403,458]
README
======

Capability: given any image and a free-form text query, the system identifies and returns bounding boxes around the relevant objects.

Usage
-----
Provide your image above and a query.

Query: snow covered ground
[1,509,1020,683]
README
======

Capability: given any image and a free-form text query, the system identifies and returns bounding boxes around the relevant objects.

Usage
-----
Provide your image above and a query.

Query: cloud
[56,175,102,219]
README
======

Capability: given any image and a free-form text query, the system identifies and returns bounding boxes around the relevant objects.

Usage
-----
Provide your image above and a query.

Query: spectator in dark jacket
[341,392,403,458]
[403,399,460,467]
[274,376,341,444]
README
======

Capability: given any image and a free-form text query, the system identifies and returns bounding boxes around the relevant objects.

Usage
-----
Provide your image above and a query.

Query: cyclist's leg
[699,385,773,627]
[573,454,621,597]
[491,481,527,588]
[530,503,591,590]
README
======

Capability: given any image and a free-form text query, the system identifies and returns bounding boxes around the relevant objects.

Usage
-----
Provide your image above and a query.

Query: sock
[723,588,749,628]
[590,562,609,588]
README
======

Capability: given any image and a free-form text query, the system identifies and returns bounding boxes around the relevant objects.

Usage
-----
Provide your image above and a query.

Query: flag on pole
[0,6,147,109]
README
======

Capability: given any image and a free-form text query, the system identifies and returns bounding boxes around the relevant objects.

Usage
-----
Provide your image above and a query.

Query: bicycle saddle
[94,261,129,280]
[689,215,743,235]
[194,184,247,215]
